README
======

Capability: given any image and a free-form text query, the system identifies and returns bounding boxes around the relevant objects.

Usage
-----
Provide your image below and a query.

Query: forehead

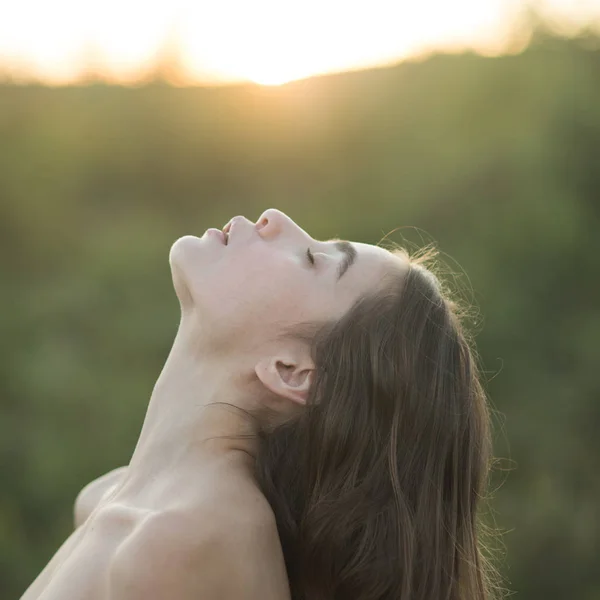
[327,239,408,290]
[356,241,407,274]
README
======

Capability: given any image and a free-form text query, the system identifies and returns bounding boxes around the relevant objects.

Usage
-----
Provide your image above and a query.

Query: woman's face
[169,208,407,355]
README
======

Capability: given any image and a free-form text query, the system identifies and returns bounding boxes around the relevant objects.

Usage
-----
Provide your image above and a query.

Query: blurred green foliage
[1,27,599,599]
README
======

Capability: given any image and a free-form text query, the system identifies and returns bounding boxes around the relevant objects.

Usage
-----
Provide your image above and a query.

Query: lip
[222,217,235,236]
[206,228,226,244]
[222,216,244,245]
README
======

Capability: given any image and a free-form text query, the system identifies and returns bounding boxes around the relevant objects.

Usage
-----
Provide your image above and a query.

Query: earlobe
[255,356,314,407]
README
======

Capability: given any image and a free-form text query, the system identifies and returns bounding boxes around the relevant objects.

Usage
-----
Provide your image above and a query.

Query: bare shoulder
[109,475,290,600]
[74,466,127,527]
[188,503,292,600]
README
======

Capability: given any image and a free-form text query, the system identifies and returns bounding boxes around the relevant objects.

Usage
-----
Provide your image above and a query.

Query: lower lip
[206,228,226,244]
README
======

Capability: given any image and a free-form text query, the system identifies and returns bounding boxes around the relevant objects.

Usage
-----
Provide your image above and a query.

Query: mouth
[222,219,235,245]
[221,215,252,246]
[204,228,227,244]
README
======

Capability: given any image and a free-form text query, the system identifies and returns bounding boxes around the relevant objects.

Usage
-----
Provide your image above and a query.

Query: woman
[22,208,499,600]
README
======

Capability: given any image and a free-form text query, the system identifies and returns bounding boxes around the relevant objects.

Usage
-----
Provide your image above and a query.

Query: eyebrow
[332,240,357,281]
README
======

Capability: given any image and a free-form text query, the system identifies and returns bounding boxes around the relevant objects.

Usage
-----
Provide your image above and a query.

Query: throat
[121,395,261,503]
[115,329,264,503]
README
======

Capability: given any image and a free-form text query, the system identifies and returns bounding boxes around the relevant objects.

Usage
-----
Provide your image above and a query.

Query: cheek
[199,255,317,335]
[217,265,300,321]
[171,239,332,342]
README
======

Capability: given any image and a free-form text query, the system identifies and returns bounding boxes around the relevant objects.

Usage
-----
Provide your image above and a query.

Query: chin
[169,235,204,310]
[169,234,203,263]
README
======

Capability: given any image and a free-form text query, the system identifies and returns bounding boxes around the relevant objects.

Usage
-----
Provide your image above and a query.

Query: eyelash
[306,247,315,265]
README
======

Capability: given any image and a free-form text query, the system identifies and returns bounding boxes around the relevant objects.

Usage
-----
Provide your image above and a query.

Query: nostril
[256,217,269,231]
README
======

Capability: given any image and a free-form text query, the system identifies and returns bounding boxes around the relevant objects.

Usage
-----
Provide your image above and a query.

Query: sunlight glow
[0,0,599,85]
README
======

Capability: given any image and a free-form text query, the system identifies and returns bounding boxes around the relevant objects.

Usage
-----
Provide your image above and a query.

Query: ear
[254,354,315,407]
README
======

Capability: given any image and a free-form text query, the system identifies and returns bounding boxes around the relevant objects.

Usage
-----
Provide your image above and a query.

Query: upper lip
[222,216,243,245]
[222,224,231,245]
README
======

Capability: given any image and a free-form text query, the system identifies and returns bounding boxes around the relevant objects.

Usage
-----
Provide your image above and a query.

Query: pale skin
[21,208,408,600]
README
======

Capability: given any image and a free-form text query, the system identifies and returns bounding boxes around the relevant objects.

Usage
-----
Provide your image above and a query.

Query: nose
[255,208,290,238]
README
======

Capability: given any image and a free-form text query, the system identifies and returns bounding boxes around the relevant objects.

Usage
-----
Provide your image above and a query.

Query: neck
[123,327,263,494]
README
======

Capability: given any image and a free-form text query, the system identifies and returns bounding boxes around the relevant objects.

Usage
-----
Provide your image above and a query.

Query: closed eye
[306,247,315,265]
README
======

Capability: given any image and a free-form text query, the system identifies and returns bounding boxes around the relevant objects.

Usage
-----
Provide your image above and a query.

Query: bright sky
[0,0,599,86]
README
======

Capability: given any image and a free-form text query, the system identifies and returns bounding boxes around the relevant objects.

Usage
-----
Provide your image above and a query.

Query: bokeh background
[1,1,599,598]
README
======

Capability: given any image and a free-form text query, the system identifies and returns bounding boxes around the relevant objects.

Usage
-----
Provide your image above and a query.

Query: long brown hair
[252,243,501,600]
